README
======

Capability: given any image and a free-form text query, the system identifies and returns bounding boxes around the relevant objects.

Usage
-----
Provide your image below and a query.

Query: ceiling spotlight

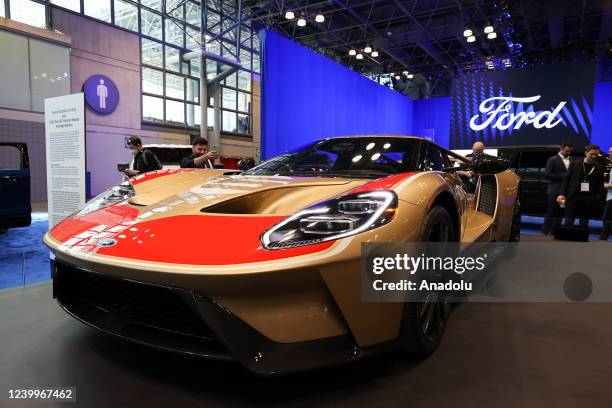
[364,45,372,53]
[402,70,409,75]
[467,35,476,43]
[487,32,497,39]
[297,17,306,27]
[285,11,295,20]
[394,74,401,80]
[356,53,363,60]
[349,49,356,56]
[484,25,494,34]
[407,73,414,79]
[371,50,379,57]
[315,14,325,23]
[463,28,473,37]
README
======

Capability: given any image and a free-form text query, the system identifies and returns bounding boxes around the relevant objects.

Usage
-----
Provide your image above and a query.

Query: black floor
[2,273,612,407]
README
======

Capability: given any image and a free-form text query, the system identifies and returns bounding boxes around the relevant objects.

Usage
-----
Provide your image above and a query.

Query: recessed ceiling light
[285,11,295,20]
[371,50,379,57]
[297,18,306,27]
[407,73,414,79]
[484,25,494,34]
[487,32,497,39]
[467,35,476,43]
[349,49,356,56]
[395,74,401,80]
[356,53,363,60]
[463,28,473,37]
[364,46,372,53]
[315,14,325,23]
[402,70,409,75]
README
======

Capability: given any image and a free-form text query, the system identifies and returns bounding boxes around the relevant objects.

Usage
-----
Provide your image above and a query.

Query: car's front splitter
[52,259,364,376]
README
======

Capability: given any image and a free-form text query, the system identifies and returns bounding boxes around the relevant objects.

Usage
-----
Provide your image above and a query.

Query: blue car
[0,143,31,232]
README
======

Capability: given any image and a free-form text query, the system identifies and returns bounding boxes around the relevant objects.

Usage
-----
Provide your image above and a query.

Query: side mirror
[471,156,510,175]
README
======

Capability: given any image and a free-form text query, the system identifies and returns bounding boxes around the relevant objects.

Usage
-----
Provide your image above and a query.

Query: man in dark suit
[557,144,606,230]
[541,141,573,235]
[600,145,612,240]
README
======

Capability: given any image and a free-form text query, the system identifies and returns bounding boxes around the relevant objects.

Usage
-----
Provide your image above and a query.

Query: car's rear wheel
[400,205,456,357]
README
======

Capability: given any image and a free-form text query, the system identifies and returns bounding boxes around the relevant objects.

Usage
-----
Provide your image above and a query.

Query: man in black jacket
[124,136,162,177]
[600,145,612,240]
[541,141,573,235]
[557,144,605,230]
[180,137,219,169]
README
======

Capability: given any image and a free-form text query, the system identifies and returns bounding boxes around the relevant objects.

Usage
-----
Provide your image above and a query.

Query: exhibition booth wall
[260,29,414,159]
[411,79,611,150]
[261,30,611,154]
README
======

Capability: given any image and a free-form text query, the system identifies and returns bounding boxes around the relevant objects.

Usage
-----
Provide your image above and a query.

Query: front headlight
[261,190,398,249]
[74,181,135,217]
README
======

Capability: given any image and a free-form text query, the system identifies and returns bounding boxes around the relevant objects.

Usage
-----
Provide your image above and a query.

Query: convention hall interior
[0,0,611,406]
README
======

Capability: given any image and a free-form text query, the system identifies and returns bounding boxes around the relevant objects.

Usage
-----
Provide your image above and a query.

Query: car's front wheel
[399,205,456,357]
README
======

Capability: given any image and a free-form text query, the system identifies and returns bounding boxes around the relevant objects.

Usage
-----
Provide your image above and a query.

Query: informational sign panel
[450,61,596,148]
[44,93,86,228]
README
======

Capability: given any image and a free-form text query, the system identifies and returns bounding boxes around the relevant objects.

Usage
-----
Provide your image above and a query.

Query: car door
[515,151,551,216]
[0,143,31,229]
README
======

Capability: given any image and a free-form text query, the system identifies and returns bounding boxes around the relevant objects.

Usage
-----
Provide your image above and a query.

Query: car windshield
[244,137,420,178]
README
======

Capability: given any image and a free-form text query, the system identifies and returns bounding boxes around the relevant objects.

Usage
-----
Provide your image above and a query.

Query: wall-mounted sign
[469,95,567,132]
[83,74,119,115]
[450,61,595,148]
[44,93,86,228]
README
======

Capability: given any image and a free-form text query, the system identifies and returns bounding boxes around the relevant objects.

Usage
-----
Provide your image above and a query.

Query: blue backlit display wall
[260,30,413,159]
[450,62,596,148]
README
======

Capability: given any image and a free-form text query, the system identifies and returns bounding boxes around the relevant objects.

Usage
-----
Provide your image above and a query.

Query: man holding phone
[180,137,219,169]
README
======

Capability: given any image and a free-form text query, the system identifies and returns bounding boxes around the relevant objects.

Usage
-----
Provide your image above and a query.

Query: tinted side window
[0,145,22,170]
[518,152,551,172]
[498,149,519,169]
[424,145,447,171]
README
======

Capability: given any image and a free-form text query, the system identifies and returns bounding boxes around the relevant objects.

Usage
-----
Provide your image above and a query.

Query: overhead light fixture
[487,32,497,39]
[394,74,401,80]
[356,53,363,60]
[315,14,325,23]
[371,50,379,57]
[463,28,473,37]
[467,35,476,43]
[364,45,372,53]
[349,49,357,56]
[402,70,409,75]
[407,73,414,79]
[484,25,494,34]
[285,11,295,20]
[297,17,307,27]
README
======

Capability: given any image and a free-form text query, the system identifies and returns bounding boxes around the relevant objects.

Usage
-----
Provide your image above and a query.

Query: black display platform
[2,278,612,407]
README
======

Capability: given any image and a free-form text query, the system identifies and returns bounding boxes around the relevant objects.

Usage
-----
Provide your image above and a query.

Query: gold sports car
[43,136,520,375]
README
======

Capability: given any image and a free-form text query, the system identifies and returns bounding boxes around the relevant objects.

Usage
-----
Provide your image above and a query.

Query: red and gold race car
[43,136,520,375]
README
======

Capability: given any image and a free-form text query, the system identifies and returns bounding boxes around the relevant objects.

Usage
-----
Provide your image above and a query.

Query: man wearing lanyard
[557,144,605,230]
[599,146,612,240]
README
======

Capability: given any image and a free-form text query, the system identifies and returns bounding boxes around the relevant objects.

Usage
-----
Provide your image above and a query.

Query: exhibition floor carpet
[0,213,50,290]
[2,280,612,407]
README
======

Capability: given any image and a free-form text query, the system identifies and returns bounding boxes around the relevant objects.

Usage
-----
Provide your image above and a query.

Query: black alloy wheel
[400,205,455,357]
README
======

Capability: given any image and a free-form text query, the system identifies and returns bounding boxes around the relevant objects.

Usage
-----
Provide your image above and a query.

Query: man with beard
[557,144,605,230]
[541,141,574,235]
[180,137,219,169]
